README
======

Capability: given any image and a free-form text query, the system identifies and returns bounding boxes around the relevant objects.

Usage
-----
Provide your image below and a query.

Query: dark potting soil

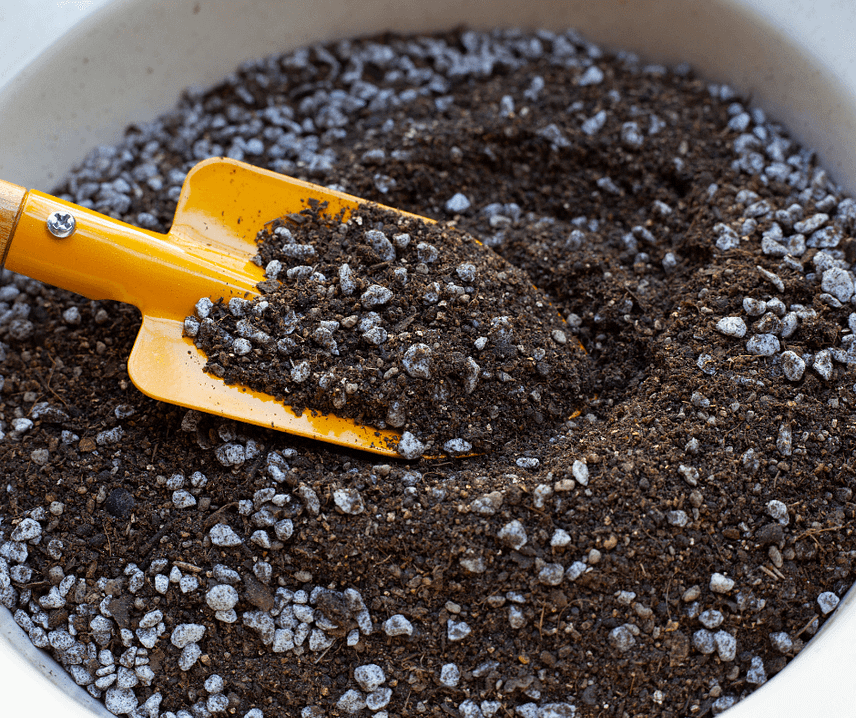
[1,28,855,718]
[190,202,591,455]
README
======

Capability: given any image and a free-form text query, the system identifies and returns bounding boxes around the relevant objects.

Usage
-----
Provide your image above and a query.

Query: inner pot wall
[0,0,854,716]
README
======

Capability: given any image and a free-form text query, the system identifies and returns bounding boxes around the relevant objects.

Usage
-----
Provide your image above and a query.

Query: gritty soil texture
[192,202,590,453]
[2,28,856,718]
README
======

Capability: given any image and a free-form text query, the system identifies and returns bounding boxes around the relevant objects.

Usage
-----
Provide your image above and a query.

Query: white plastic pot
[0,1,854,716]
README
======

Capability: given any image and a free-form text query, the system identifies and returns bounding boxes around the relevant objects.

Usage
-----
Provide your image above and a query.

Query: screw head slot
[46,211,76,238]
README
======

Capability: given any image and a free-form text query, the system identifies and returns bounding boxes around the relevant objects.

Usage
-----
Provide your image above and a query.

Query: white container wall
[1,1,855,716]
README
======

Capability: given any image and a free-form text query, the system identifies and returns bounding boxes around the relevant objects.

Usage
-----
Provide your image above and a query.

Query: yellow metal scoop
[0,158,406,456]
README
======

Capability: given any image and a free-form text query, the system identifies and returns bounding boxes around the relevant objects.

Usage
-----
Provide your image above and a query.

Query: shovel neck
[3,191,260,319]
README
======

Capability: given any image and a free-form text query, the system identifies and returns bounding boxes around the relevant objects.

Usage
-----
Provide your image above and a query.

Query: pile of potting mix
[1,28,855,718]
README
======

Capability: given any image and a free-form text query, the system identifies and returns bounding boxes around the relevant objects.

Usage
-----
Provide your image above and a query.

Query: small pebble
[776,423,792,457]
[769,631,793,653]
[232,338,252,355]
[743,297,767,316]
[572,459,589,486]
[565,561,587,581]
[710,573,735,594]
[780,350,806,381]
[139,610,163,629]
[215,442,245,466]
[171,624,206,648]
[817,591,840,615]
[154,575,169,594]
[338,264,356,296]
[621,121,644,148]
[582,110,608,135]
[682,585,701,602]
[698,610,724,629]
[361,284,394,308]
[693,629,715,654]
[333,488,365,515]
[105,688,138,715]
[538,563,565,586]
[397,432,426,460]
[551,529,572,547]
[208,694,230,713]
[667,510,688,527]
[813,349,833,380]
[274,519,294,541]
[416,242,439,263]
[439,663,461,687]
[243,611,276,645]
[337,689,366,714]
[608,624,636,652]
[10,518,41,543]
[508,605,526,629]
[678,464,699,486]
[447,619,472,642]
[172,490,197,509]
[354,664,385,692]
[444,438,473,455]
[579,65,604,86]
[205,674,225,694]
[456,263,477,283]
[821,267,854,303]
[766,499,789,525]
[445,193,471,213]
[365,688,392,712]
[402,343,432,379]
[63,306,82,324]
[756,265,785,292]
[365,230,396,262]
[497,520,528,550]
[745,333,780,356]
[746,656,767,685]
[715,317,746,338]
[206,585,239,612]
[291,361,311,383]
[470,491,503,516]
[713,630,737,661]
[459,555,486,573]
[209,524,242,547]
[382,615,414,637]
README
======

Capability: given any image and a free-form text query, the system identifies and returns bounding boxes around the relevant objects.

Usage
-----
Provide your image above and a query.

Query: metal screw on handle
[46,211,76,238]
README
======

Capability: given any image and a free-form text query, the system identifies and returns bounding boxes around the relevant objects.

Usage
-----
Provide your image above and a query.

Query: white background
[0,0,115,91]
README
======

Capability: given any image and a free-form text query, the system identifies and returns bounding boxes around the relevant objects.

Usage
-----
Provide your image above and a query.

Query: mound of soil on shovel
[189,202,591,455]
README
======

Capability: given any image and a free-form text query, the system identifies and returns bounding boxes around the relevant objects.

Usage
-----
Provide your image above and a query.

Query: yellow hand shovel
[0,157,405,456]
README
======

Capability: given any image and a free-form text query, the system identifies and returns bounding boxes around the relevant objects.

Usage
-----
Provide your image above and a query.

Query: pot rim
[1,1,855,716]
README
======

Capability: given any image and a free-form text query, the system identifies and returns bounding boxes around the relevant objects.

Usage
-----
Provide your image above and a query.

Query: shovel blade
[128,158,403,456]
[128,315,400,454]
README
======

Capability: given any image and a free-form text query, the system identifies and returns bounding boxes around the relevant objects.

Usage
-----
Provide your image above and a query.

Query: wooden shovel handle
[0,179,27,268]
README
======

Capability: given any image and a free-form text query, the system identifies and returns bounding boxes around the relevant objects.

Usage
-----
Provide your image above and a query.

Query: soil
[190,202,591,454]
[1,27,855,718]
